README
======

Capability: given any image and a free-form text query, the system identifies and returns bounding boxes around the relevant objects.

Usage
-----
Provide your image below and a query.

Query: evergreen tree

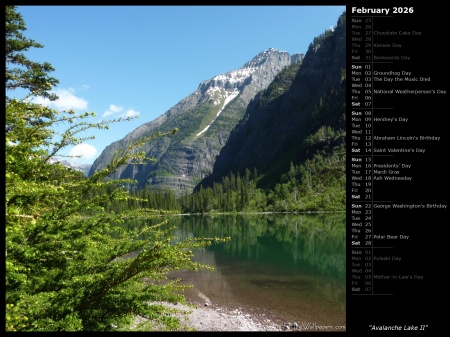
[6,5,58,101]
[5,6,228,331]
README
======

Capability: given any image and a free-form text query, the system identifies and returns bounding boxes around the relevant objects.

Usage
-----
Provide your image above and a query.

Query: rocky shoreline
[131,298,304,331]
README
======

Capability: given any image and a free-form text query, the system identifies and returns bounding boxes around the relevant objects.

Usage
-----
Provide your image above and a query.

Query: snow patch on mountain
[48,158,92,176]
[196,88,240,137]
[212,66,257,85]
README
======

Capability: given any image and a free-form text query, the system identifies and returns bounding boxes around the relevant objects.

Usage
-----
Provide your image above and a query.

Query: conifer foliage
[5,6,227,331]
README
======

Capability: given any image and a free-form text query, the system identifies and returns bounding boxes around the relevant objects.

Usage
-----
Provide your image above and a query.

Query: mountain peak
[90,47,295,194]
[243,48,304,70]
[198,48,297,94]
[242,48,289,69]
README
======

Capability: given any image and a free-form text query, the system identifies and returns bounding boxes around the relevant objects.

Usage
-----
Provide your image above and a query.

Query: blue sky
[14,5,345,164]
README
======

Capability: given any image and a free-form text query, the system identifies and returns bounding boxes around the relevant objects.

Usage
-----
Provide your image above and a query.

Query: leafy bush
[5,6,228,331]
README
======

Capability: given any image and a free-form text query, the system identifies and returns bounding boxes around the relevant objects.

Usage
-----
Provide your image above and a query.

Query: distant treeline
[102,140,345,214]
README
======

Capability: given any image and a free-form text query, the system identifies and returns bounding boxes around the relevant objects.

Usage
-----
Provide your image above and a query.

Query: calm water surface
[137,213,345,328]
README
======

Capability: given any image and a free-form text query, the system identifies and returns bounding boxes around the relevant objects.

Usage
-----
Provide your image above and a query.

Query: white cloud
[124,109,139,118]
[102,111,113,117]
[109,104,123,112]
[103,104,140,118]
[103,104,124,117]
[68,143,98,160]
[32,88,88,111]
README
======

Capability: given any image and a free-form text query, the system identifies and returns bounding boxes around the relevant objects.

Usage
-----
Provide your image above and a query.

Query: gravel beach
[132,299,291,332]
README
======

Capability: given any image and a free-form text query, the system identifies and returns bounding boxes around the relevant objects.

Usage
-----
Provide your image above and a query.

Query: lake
[130,213,346,330]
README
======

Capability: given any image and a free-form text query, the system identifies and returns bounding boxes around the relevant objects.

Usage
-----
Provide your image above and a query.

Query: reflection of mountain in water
[155,213,346,327]
[163,213,346,279]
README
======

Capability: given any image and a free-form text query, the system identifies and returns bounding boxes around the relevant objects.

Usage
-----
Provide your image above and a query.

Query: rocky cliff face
[89,48,303,194]
[199,12,346,189]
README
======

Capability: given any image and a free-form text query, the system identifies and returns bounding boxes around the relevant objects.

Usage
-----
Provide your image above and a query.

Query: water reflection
[128,213,346,328]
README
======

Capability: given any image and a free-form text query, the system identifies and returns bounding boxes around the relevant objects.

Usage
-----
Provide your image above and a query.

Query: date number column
[349,15,374,295]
